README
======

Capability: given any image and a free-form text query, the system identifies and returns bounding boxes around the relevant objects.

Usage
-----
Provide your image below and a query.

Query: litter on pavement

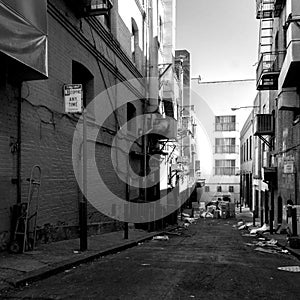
[254,247,279,254]
[255,239,278,247]
[153,235,169,241]
[277,266,300,273]
[250,223,270,234]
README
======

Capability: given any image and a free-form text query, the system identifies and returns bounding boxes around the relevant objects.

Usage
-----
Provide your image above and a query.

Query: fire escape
[254,113,277,182]
[256,0,285,90]
[256,1,285,183]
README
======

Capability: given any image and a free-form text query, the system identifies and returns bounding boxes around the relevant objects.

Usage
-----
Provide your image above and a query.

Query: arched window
[72,61,94,109]
[131,18,139,64]
[127,102,136,132]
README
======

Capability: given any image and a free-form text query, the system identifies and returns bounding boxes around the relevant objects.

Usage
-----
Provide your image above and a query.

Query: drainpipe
[295,163,298,205]
[147,0,159,114]
[17,84,22,204]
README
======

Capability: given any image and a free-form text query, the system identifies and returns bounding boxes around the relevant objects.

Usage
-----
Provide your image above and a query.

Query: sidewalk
[236,207,300,260]
[0,227,169,293]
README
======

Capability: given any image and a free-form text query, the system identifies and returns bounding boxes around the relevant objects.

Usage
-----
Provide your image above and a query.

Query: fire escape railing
[256,51,286,90]
[256,0,285,19]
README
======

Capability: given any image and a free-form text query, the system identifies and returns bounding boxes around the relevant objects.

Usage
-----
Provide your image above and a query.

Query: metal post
[292,208,297,236]
[80,109,88,251]
[270,209,273,234]
[124,184,129,239]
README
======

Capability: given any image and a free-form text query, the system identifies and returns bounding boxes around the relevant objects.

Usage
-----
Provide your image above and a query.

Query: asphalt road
[2,218,300,300]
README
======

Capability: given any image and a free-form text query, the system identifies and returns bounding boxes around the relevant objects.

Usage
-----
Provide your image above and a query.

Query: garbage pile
[199,201,235,219]
[177,212,198,228]
[235,220,290,256]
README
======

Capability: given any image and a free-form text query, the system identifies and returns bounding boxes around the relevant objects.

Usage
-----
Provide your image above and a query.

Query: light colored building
[202,114,240,204]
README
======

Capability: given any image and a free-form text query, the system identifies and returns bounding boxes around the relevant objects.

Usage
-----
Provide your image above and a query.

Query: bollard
[292,208,297,236]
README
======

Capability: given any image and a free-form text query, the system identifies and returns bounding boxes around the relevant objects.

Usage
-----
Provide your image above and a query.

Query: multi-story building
[240,112,254,209]
[245,0,300,231]
[175,50,199,209]
[0,0,182,250]
[202,114,240,204]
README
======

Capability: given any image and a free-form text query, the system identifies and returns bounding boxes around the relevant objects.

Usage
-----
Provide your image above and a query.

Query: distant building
[202,114,240,204]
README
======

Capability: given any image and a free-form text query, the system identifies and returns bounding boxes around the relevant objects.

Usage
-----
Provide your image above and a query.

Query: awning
[0,0,48,80]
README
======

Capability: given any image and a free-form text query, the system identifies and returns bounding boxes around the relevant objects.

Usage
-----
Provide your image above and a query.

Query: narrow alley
[2,215,300,300]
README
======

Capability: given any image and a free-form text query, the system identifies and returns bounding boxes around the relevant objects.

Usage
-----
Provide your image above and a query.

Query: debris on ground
[254,247,278,254]
[250,223,270,234]
[153,235,169,241]
[255,239,278,247]
[183,217,196,224]
[181,212,190,218]
[242,233,256,237]
[277,266,300,273]
[238,224,247,230]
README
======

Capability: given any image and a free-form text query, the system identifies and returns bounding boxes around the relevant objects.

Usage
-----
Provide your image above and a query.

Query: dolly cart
[10,165,41,253]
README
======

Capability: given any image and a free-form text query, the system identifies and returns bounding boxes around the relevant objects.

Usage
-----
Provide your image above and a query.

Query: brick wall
[0,77,20,250]
[277,109,300,205]
[0,0,147,250]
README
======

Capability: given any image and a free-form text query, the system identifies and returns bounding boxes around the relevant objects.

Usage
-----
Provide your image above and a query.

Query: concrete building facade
[202,114,240,204]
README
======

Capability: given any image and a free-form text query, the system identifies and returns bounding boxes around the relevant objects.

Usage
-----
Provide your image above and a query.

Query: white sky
[175,0,260,176]
[176,0,259,82]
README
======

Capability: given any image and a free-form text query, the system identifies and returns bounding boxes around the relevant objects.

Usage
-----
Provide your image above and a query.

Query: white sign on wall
[64,84,82,113]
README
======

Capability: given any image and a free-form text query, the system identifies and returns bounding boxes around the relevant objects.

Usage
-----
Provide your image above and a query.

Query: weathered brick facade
[0,0,147,250]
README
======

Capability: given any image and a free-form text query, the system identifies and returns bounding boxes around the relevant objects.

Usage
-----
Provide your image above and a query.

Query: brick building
[0,0,185,251]
[240,0,300,231]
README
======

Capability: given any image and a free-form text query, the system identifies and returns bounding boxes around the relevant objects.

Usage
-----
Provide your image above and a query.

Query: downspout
[147,0,159,113]
[17,84,22,204]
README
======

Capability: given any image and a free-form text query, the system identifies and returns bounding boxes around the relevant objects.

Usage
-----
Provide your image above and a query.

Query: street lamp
[231,106,259,111]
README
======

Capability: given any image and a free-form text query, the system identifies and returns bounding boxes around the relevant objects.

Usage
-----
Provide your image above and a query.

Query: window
[249,136,252,160]
[215,115,236,131]
[241,144,243,163]
[229,186,234,193]
[215,138,236,153]
[131,19,139,64]
[217,186,222,192]
[97,12,111,29]
[215,160,236,176]
[246,139,249,161]
[158,16,163,47]
[72,61,94,109]
[127,103,136,132]
[205,186,210,192]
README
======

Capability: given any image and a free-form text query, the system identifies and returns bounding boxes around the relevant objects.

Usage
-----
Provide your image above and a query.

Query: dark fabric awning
[0,0,48,80]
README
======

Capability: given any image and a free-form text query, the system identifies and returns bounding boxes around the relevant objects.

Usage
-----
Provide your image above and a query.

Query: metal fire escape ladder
[257,0,274,54]
[256,0,278,89]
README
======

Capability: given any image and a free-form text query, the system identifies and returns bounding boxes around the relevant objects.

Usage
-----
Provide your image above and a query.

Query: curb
[1,228,177,292]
